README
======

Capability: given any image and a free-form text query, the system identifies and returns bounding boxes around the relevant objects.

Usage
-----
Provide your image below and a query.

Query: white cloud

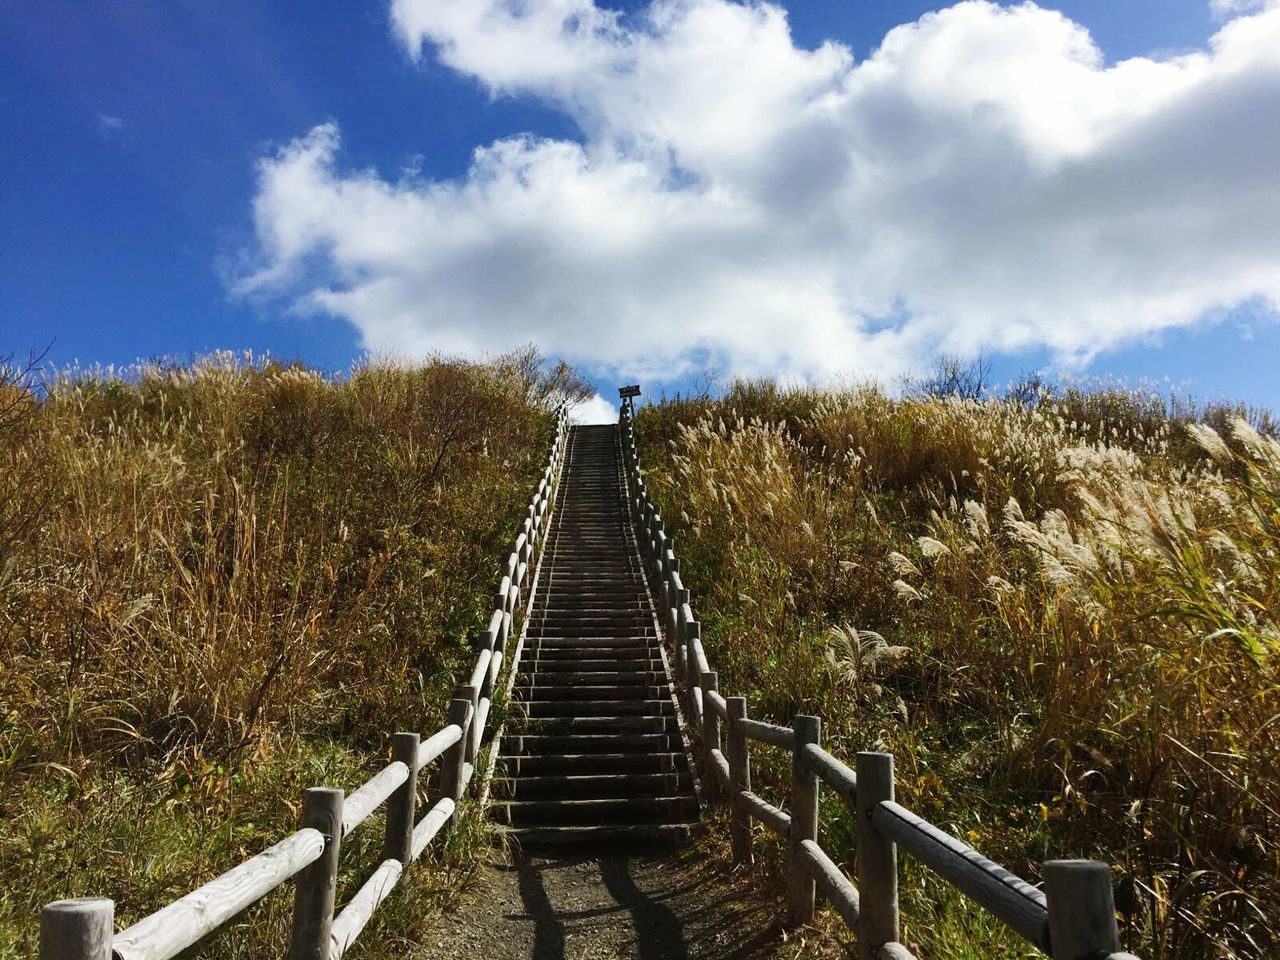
[569,393,618,424]
[1210,0,1278,21]
[240,0,1280,384]
[97,113,124,132]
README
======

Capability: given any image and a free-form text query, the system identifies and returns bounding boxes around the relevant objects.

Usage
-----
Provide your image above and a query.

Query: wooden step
[494,795,699,826]
[512,715,678,735]
[492,772,692,800]
[498,823,693,846]
[490,422,698,844]
[505,732,680,755]
[515,699,674,718]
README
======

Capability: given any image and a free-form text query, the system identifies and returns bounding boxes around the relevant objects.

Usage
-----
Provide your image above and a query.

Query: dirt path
[415,840,837,960]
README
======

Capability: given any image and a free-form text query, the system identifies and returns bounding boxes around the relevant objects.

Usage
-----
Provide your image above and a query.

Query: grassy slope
[0,352,568,957]
[636,382,1278,960]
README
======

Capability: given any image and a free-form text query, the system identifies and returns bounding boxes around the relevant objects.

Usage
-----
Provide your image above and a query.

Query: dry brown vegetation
[636,380,1278,960]
[0,350,586,957]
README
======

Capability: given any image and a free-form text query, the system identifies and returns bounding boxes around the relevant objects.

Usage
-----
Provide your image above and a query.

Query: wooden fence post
[856,751,899,960]
[288,787,343,960]
[41,899,113,960]
[441,688,474,816]
[1044,860,1120,960]
[702,670,721,808]
[383,732,420,865]
[727,696,752,865]
[788,715,821,925]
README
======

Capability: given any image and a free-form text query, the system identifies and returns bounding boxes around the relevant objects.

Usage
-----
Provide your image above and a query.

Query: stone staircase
[493,423,699,843]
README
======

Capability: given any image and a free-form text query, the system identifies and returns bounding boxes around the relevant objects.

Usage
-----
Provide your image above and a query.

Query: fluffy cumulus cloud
[241,0,1280,383]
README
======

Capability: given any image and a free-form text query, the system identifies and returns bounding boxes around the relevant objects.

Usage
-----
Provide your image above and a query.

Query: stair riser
[499,753,689,775]
[492,773,692,800]
[496,798,699,827]
[512,717,678,735]
[493,424,698,841]
[515,700,674,718]
[506,734,680,755]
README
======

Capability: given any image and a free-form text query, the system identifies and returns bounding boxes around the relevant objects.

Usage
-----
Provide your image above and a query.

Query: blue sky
[2,0,1278,413]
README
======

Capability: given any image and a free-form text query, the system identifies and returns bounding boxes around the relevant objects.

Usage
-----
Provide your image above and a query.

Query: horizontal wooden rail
[417,724,462,768]
[469,650,492,692]
[412,797,456,861]
[740,718,795,749]
[799,743,857,806]
[878,943,917,960]
[342,762,409,836]
[486,609,505,643]
[619,396,1139,960]
[330,859,402,958]
[41,406,572,960]
[709,747,731,788]
[705,689,728,720]
[737,790,791,838]
[111,829,326,960]
[798,839,860,928]
[873,800,1049,951]
[689,636,711,678]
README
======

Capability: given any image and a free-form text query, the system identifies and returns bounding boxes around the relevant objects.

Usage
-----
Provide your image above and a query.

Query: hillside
[635,382,1278,960]
[0,351,584,957]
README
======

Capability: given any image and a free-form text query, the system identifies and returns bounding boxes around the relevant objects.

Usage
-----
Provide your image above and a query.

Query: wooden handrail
[330,859,402,958]
[111,829,326,960]
[737,790,790,838]
[875,799,1049,949]
[739,718,795,748]
[41,406,572,960]
[799,743,857,806]
[798,839,860,928]
[342,761,410,836]
[618,398,1138,960]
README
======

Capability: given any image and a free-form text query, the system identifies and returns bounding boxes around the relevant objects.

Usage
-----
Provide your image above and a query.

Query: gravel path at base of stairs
[415,840,840,960]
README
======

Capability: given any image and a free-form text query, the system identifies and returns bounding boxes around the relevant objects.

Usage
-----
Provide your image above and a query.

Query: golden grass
[0,349,586,958]
[637,380,1278,960]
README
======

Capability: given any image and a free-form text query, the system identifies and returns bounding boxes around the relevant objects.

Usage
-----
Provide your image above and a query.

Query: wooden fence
[39,406,571,960]
[617,397,1141,960]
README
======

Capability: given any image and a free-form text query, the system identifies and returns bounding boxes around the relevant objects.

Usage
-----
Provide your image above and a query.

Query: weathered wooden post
[41,898,114,960]
[1044,860,1120,960]
[702,670,722,808]
[288,787,343,960]
[788,715,821,924]
[383,732,420,865]
[441,686,474,816]
[856,751,900,960]
[727,696,753,864]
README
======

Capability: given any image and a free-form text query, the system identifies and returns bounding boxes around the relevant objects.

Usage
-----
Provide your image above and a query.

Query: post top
[43,898,113,914]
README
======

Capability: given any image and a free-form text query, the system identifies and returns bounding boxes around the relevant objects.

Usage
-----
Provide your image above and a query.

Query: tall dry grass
[0,349,585,957]
[637,381,1278,960]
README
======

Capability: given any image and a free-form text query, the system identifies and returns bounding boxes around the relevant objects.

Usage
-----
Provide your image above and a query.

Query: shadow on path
[423,839,797,959]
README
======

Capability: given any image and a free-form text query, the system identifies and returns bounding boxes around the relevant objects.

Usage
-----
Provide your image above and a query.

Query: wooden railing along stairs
[39,406,571,960]
[38,387,1146,960]
[616,387,1142,960]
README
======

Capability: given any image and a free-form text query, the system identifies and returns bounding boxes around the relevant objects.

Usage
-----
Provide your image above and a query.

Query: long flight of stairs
[493,423,699,843]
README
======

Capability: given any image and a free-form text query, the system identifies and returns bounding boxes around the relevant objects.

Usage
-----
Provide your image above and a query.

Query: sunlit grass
[637,379,1278,960]
[0,349,587,957]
